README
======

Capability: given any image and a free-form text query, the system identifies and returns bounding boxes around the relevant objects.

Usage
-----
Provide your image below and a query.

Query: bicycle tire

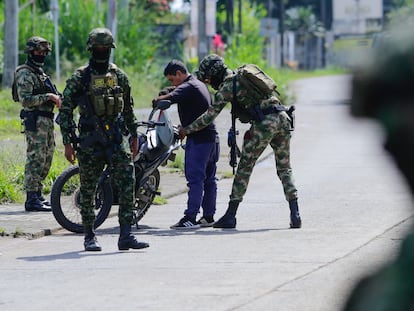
[50,165,113,233]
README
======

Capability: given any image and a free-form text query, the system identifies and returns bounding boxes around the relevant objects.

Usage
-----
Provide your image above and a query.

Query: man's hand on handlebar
[152,86,176,109]
[178,125,187,140]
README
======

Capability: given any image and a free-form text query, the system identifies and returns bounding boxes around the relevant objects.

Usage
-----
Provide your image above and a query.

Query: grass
[153,196,168,205]
[166,149,185,171]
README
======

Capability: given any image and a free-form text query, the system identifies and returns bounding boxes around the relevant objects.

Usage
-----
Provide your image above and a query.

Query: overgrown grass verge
[0,142,70,203]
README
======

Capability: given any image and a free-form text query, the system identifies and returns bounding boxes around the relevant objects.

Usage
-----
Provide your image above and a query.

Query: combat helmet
[24,36,52,54]
[197,54,227,80]
[86,28,116,50]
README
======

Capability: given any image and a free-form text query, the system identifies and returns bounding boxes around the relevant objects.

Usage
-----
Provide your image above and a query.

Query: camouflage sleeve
[185,81,233,134]
[15,68,50,108]
[117,68,138,137]
[59,71,84,145]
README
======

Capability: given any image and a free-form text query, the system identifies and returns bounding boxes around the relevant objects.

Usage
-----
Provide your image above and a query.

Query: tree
[2,0,18,89]
[386,0,414,28]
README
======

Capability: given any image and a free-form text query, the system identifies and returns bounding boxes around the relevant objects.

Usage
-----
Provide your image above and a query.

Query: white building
[333,0,383,36]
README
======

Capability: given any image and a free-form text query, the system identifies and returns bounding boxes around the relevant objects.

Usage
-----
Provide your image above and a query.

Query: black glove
[152,98,159,109]
[158,86,175,96]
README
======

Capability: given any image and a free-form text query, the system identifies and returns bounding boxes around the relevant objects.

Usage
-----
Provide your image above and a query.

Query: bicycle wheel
[133,168,160,224]
[50,165,113,233]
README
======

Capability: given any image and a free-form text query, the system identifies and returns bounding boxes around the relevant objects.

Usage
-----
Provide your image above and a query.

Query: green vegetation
[0,65,347,203]
[0,0,349,204]
[153,196,168,205]
[167,149,185,171]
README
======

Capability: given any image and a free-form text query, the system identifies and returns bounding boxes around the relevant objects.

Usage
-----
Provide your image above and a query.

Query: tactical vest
[12,64,52,102]
[88,71,124,117]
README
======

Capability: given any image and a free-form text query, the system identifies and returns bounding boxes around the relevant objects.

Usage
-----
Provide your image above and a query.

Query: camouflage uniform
[186,74,297,202]
[59,63,137,227]
[184,54,301,229]
[58,28,148,251]
[15,36,58,212]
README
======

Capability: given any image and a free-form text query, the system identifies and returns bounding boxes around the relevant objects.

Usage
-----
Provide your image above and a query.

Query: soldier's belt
[37,111,54,119]
[261,105,287,115]
[20,110,54,119]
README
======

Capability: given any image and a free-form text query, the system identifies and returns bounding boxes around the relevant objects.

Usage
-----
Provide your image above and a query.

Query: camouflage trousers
[24,117,55,192]
[77,146,135,227]
[230,111,298,202]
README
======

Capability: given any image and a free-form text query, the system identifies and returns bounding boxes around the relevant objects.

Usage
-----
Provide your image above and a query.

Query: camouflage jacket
[185,69,280,134]
[59,63,138,145]
[15,63,54,112]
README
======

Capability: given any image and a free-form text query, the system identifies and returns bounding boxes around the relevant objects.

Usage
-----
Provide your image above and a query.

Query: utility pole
[320,0,326,67]
[279,0,285,67]
[2,0,18,88]
[107,0,117,63]
[238,0,242,34]
[51,0,60,83]
[198,0,208,62]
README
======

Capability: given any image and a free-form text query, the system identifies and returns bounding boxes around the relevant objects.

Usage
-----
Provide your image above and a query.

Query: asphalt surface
[1,75,413,311]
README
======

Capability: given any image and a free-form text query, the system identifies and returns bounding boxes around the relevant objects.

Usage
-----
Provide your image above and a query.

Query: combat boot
[37,190,51,206]
[213,201,238,229]
[84,226,102,251]
[289,199,302,229]
[118,224,149,250]
[25,191,51,212]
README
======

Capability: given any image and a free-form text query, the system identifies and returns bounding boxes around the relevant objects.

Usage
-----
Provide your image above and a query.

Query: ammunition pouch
[90,86,124,117]
[245,104,295,129]
[232,101,253,123]
[90,72,124,117]
[20,109,54,132]
[261,104,295,130]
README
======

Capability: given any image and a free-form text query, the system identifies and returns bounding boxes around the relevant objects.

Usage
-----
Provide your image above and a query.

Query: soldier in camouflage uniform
[343,30,414,311]
[179,54,301,229]
[14,36,62,212]
[58,28,149,251]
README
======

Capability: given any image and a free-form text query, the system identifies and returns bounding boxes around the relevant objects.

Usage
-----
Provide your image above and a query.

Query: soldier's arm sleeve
[185,90,228,134]
[16,69,50,108]
[118,70,138,138]
[59,73,82,145]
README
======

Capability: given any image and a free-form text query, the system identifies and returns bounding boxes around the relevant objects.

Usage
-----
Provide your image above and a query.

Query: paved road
[1,75,413,311]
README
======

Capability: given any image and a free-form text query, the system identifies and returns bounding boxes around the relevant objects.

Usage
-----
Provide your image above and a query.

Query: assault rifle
[228,103,241,175]
[229,75,242,174]
[44,76,62,98]
[39,67,63,105]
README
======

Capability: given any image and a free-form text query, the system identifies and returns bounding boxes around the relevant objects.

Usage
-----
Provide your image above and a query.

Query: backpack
[12,64,46,102]
[12,65,34,102]
[231,64,279,123]
[236,64,278,103]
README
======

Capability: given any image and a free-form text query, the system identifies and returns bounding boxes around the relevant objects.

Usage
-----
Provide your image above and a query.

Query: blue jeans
[184,137,219,220]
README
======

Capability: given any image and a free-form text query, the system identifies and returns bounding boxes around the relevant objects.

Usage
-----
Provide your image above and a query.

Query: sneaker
[196,216,215,227]
[170,217,200,230]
